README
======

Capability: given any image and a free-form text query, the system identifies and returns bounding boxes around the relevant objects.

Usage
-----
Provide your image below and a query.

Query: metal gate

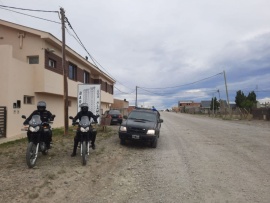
[0,106,7,138]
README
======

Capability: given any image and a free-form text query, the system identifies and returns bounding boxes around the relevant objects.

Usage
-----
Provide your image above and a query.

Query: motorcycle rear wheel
[26,142,38,168]
[82,141,87,166]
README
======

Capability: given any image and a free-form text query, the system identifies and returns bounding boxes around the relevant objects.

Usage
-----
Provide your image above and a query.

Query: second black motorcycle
[69,116,97,166]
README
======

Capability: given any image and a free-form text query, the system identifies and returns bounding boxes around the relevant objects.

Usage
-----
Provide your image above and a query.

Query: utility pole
[135,86,138,107]
[223,70,230,112]
[217,89,221,101]
[60,8,69,135]
[212,96,214,116]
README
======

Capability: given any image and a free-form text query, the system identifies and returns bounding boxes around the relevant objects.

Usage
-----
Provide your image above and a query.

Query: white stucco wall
[0,21,115,139]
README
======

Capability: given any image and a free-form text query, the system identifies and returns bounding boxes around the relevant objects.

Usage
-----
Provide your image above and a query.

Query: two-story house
[0,19,115,139]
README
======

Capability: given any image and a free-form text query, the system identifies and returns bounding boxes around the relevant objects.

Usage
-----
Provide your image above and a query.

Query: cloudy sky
[1,0,270,109]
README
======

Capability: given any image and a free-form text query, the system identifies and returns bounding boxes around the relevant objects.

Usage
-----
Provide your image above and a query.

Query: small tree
[247,91,257,103]
[235,90,246,108]
[242,100,254,110]
[210,97,220,111]
[235,90,257,111]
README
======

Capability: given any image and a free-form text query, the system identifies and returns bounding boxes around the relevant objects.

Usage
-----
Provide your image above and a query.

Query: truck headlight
[119,126,127,132]
[147,129,155,135]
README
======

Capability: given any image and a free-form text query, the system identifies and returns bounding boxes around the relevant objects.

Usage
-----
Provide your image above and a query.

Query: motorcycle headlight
[147,129,155,135]
[29,126,40,132]
[119,126,127,132]
[80,127,89,132]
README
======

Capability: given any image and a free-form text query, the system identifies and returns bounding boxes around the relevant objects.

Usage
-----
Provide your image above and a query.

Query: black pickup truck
[118,108,163,148]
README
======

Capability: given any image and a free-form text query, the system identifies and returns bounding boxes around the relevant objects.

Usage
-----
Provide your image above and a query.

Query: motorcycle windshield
[79,116,90,127]
[29,115,42,126]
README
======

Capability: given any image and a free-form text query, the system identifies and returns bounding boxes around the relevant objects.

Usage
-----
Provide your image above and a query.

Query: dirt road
[0,112,270,203]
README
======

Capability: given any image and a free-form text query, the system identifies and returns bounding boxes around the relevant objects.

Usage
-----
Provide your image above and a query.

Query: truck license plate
[132,135,140,139]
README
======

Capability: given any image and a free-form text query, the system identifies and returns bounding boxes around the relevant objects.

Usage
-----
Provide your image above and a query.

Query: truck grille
[127,127,147,134]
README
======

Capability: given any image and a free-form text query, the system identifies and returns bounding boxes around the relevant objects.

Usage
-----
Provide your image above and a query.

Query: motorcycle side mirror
[69,116,74,120]
[22,115,26,119]
[51,115,56,118]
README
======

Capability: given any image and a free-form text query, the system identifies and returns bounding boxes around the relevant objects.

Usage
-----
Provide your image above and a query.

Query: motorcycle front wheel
[81,141,87,166]
[26,142,38,168]
[41,142,48,155]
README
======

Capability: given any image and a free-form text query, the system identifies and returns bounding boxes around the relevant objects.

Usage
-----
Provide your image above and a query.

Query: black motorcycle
[22,114,55,168]
[69,116,97,166]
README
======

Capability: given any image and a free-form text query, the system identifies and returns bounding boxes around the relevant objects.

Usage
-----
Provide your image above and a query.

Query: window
[48,59,56,68]
[28,56,39,64]
[68,64,77,80]
[68,100,71,107]
[24,96,34,104]
[84,71,90,84]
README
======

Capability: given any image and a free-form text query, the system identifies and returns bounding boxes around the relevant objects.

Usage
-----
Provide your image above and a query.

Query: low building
[110,99,129,116]
[127,106,136,114]
[0,19,115,139]
[178,100,201,113]
[201,101,211,114]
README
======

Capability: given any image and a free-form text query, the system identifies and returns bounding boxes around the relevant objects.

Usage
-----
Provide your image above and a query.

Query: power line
[139,86,220,97]
[138,87,172,96]
[65,17,98,67]
[0,6,60,24]
[64,17,135,91]
[114,80,135,91]
[114,86,135,94]
[65,17,127,86]
[1,4,131,90]
[0,4,58,12]
[139,72,223,89]
[0,4,229,99]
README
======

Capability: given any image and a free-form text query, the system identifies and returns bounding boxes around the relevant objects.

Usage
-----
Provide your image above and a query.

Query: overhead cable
[0,4,58,13]
[1,4,130,89]
[0,7,60,24]
[114,86,135,94]
[65,17,134,91]
[65,17,98,67]
[139,72,223,89]
[138,86,220,97]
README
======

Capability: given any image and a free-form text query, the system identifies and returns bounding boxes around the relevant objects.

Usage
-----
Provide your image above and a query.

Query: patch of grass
[52,127,65,135]
[0,125,116,152]
[97,126,118,141]
[0,138,27,149]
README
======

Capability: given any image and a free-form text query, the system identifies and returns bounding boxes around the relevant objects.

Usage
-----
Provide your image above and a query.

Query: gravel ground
[0,112,269,203]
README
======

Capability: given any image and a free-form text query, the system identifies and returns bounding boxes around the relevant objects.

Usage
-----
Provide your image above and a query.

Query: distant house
[110,99,129,116]
[202,100,232,114]
[127,106,136,114]
[178,100,201,113]
[201,101,211,114]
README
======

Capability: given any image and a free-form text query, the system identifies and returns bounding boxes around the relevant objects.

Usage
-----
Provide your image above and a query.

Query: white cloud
[258,97,270,104]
